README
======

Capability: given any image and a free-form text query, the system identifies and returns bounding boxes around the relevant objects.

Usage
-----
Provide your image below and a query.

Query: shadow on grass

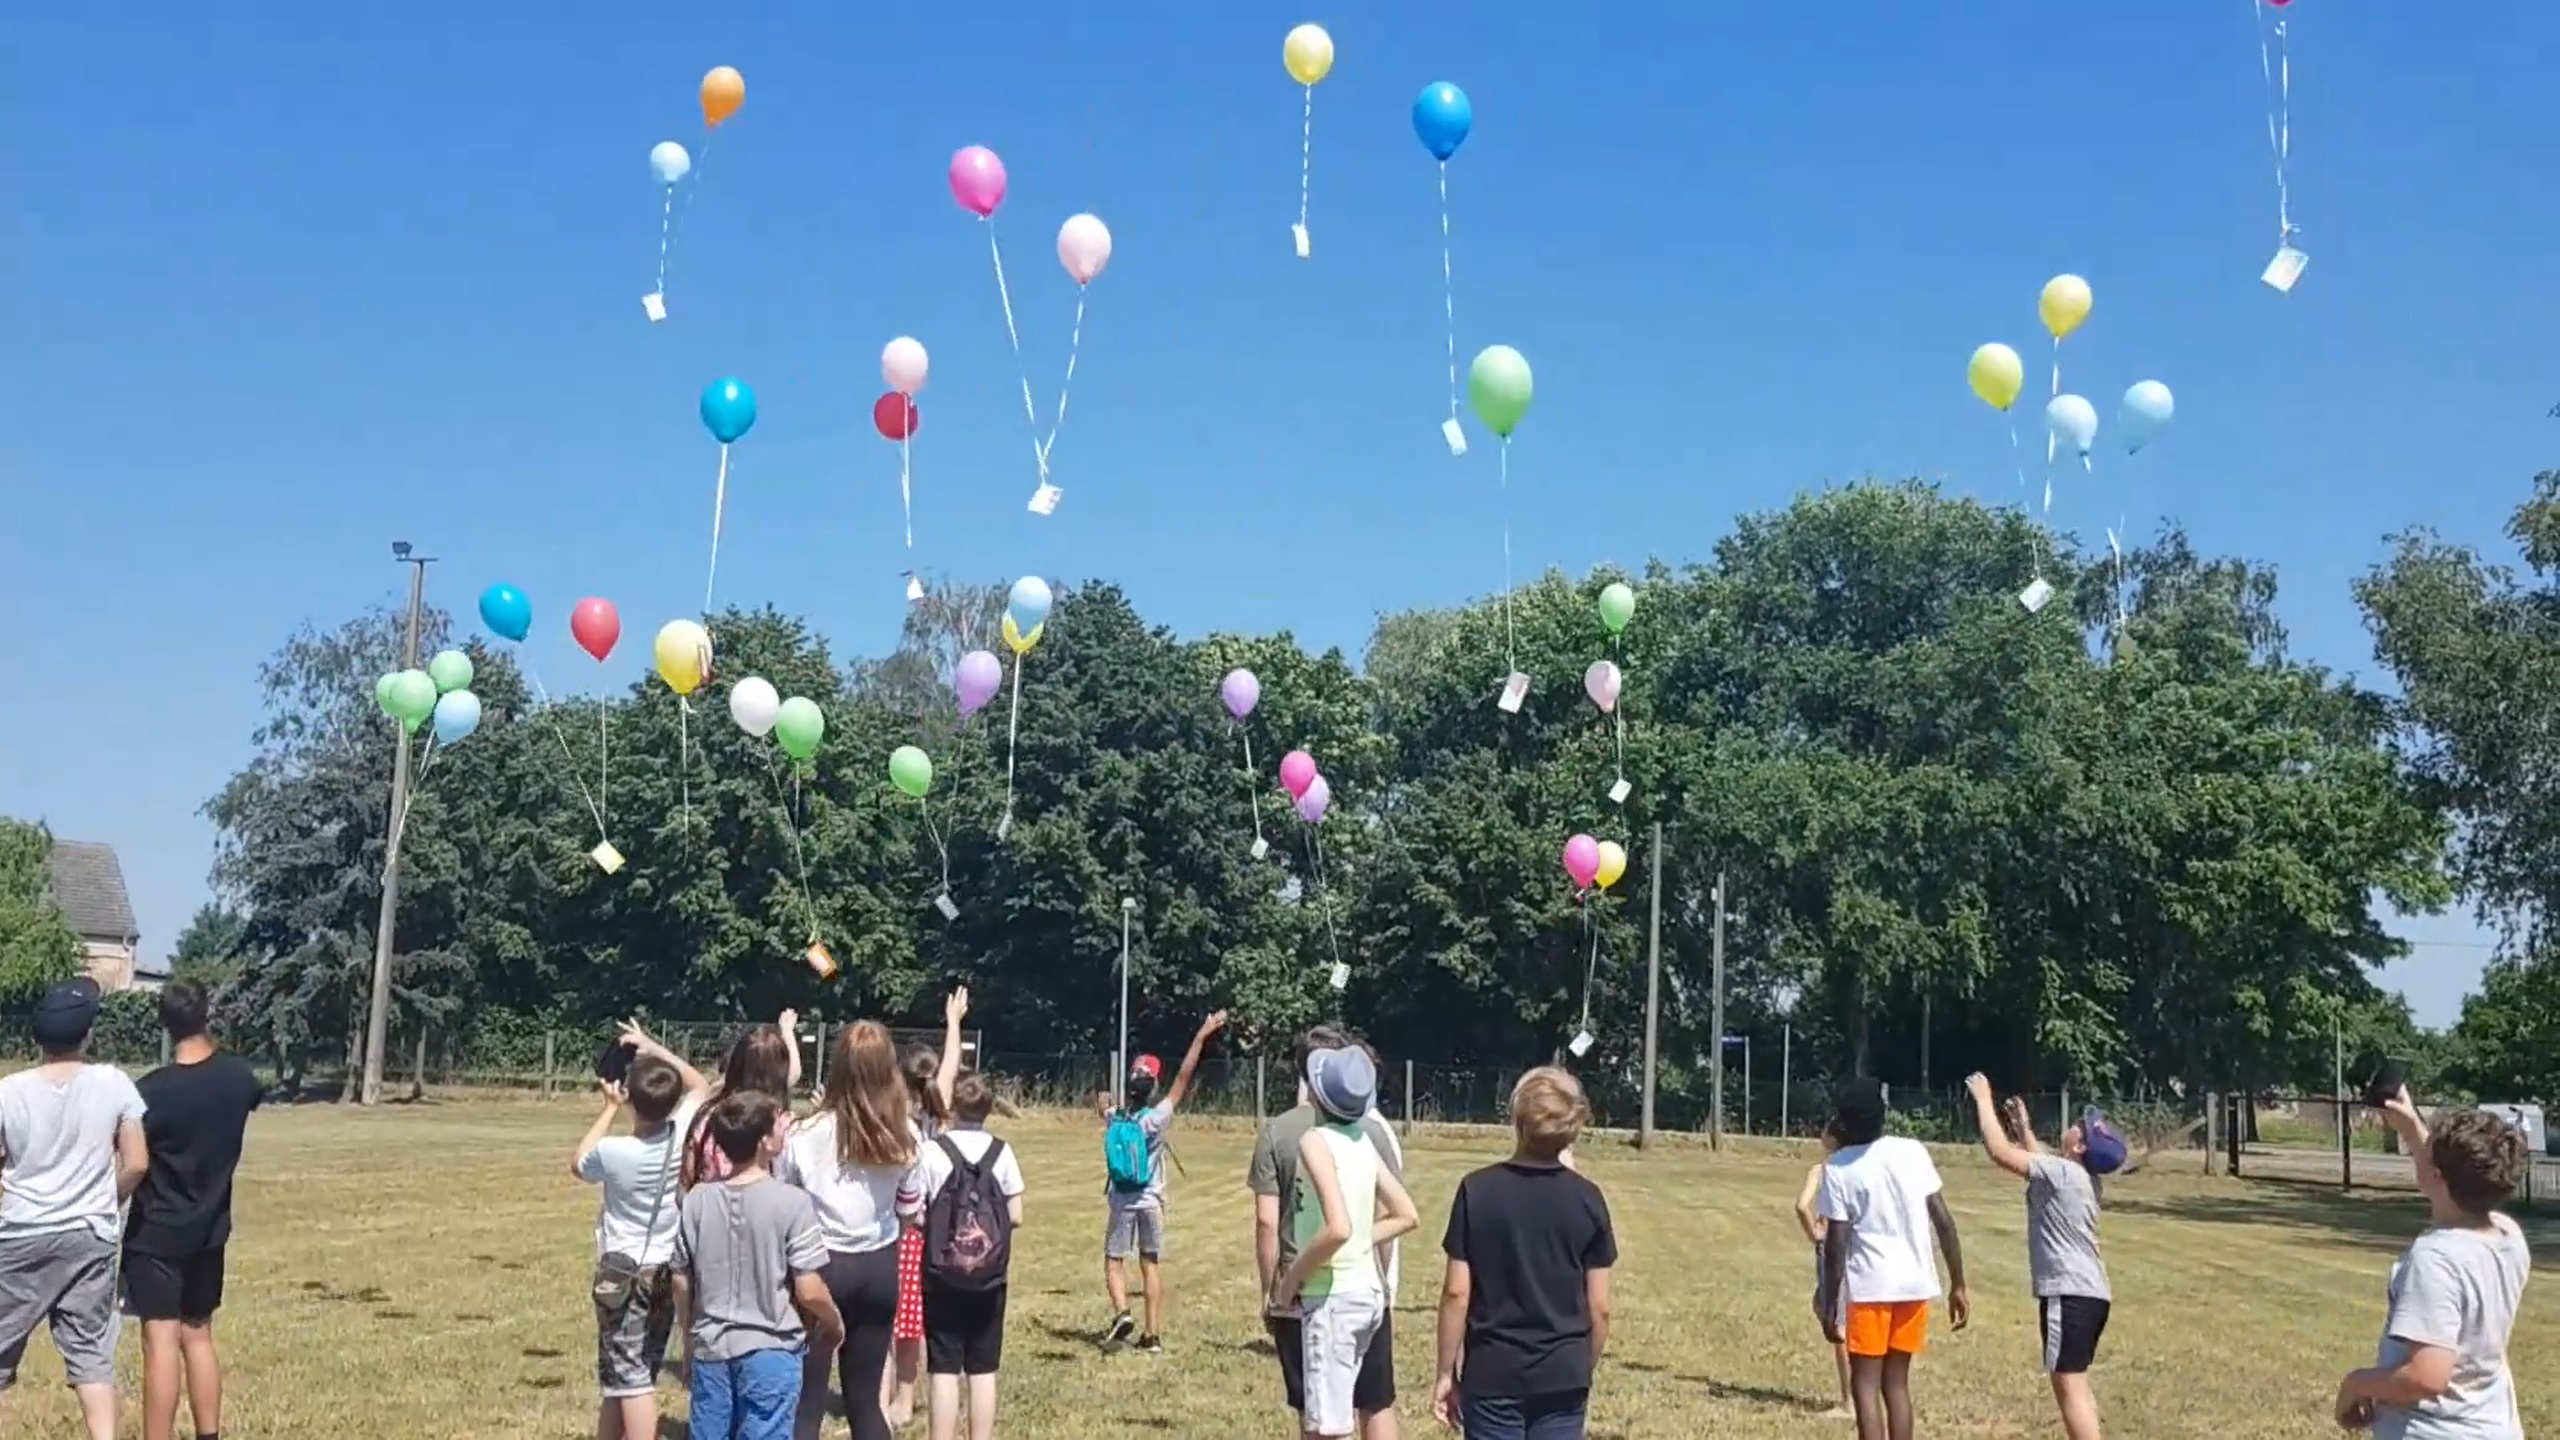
[1676,1374,1833,1414]
[2110,1179,2428,1250]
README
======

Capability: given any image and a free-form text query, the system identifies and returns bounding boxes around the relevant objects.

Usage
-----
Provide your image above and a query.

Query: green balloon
[1467,344,1533,438]
[888,744,934,799]
[774,697,826,761]
[1598,582,1637,635]
[374,672,400,715]
[386,669,438,731]
[427,649,475,694]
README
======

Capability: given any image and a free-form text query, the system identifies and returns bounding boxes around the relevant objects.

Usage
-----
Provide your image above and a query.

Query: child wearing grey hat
[1268,1047,1421,1440]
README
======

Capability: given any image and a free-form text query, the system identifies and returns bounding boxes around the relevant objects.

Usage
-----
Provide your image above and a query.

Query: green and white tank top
[1292,1122,1381,1299]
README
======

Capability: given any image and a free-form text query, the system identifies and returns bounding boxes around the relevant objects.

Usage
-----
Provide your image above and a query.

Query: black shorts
[922,1281,1007,1376]
[1270,1308,1395,1415]
[123,1246,227,1324]
[2038,1295,2109,1375]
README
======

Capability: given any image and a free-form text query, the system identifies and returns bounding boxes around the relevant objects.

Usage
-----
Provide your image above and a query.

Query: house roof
[44,841,139,944]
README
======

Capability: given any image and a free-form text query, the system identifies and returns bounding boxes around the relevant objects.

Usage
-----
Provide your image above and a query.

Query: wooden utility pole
[361,547,432,1106]
[1639,823,1664,1150]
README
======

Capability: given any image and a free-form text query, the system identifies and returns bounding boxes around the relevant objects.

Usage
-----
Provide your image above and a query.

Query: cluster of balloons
[878,337,928,442]
[1562,834,1629,892]
[727,675,827,762]
[1003,576,1051,655]
[1280,748,1330,823]
[1583,582,1639,713]
[1965,276,2174,467]
[375,648,482,746]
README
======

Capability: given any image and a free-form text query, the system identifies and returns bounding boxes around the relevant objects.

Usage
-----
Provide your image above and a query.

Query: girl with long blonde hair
[777,1020,920,1440]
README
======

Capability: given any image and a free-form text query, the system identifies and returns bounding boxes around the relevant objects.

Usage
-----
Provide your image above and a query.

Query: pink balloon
[1057,213,1112,285]
[1295,774,1331,824]
[1279,749,1317,798]
[882,337,928,396]
[1563,834,1601,890]
[948,146,1007,218]
[1583,660,1621,714]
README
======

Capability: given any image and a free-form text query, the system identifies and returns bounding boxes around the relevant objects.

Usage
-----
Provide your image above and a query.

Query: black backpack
[923,1134,1014,1292]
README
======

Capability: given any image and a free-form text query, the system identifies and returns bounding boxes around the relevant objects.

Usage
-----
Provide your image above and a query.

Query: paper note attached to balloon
[1499,672,1531,714]
[1569,1030,1594,1058]
[591,841,627,874]
[2019,577,2056,615]
[1330,962,1351,992]
[2262,245,2308,294]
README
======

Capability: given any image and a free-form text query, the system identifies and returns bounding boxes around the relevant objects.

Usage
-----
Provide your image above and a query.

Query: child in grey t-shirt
[672,1092,842,1440]
[1964,1076,2123,1440]
[2336,1092,2530,1440]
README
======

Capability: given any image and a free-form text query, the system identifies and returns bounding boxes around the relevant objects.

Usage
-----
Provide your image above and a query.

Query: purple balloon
[1220,667,1260,720]
[955,650,1003,717]
[1294,773,1332,824]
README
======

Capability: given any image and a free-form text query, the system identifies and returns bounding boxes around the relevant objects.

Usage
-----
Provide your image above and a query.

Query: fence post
[1255,1055,1266,1120]
[410,1029,427,1101]
[1404,1059,1415,1139]
[543,1032,556,1097]
[2205,1091,2220,1176]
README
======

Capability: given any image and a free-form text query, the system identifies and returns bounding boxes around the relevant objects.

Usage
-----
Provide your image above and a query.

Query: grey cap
[1306,1046,1376,1122]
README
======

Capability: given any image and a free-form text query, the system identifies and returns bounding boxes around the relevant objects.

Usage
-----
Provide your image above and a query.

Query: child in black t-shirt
[1430,1066,1618,1440]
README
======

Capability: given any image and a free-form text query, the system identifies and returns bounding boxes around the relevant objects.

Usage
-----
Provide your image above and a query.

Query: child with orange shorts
[1814,1079,1970,1440]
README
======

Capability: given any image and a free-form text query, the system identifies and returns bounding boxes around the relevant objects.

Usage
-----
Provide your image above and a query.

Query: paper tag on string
[590,840,626,874]
[803,942,838,980]
[996,813,1013,841]
[1329,962,1351,991]
[934,893,960,921]
[1027,484,1062,516]
[1568,1030,1594,1058]
[1441,417,1468,456]
[904,574,925,602]
[1249,837,1269,861]
[1292,223,1310,259]
[2261,245,2309,294]
[1498,672,1531,714]
[1608,779,1632,806]
[2018,578,2054,614]
[640,292,667,323]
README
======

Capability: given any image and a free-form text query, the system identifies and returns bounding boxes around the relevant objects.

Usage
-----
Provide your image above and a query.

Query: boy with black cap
[0,977,150,1440]
[1964,1074,2121,1440]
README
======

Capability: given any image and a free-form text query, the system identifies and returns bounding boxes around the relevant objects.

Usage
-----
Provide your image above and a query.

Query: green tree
[0,818,82,1008]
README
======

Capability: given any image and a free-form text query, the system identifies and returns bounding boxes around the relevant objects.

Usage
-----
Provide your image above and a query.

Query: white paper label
[1329,962,1351,991]
[590,840,626,874]
[934,893,960,921]
[1441,416,1468,456]
[1027,484,1062,516]
[904,574,925,602]
[2261,244,2309,294]
[1249,837,1269,861]
[640,292,667,323]
[2018,578,2055,614]
[803,942,838,979]
[1497,671,1531,713]
[1292,222,1310,259]
[1608,778,1632,805]
[1568,1030,1594,1058]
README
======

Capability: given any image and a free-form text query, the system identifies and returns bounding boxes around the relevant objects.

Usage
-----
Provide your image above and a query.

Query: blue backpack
[1104,1109,1153,1193]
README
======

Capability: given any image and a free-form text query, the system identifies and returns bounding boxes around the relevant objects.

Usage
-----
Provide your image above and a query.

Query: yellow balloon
[1001,614,1044,656]
[1594,840,1627,891]
[1283,24,1335,86]
[654,619,712,695]
[1966,343,2024,412]
[2039,274,2092,340]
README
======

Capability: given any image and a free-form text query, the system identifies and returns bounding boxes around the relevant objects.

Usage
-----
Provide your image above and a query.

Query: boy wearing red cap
[1099,1010,1226,1353]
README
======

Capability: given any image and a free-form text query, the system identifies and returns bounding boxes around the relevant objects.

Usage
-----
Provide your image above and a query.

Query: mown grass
[2,1097,2550,1438]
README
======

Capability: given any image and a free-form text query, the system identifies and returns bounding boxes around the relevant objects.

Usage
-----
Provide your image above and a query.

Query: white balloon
[2046,393,2099,459]
[882,337,929,397]
[649,141,692,186]
[728,675,781,738]
[1057,213,1112,285]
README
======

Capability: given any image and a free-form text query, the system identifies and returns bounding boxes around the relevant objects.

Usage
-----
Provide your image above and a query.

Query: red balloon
[570,597,621,662]
[873,391,919,441]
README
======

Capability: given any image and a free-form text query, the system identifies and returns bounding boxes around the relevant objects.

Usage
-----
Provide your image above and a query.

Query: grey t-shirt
[1248,1103,1403,1281]
[2371,1218,2529,1440]
[673,1175,828,1362]
[2023,1154,2109,1300]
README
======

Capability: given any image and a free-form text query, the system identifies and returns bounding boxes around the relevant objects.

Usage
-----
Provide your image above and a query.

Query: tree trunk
[1849,975,1872,1076]
[339,1024,362,1103]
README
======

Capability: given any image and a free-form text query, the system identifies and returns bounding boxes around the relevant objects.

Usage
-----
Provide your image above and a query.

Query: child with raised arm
[1099,1008,1227,1353]
[1964,1075,2121,1440]
[1816,1077,1969,1440]
[671,1091,843,1439]
[1795,1124,1852,1421]
[2332,1086,2529,1438]
[574,1022,713,1440]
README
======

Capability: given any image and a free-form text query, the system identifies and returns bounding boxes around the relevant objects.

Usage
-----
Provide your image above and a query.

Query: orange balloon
[700,67,745,127]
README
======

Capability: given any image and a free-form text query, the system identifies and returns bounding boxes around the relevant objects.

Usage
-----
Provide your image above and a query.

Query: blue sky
[6,3,2551,1023]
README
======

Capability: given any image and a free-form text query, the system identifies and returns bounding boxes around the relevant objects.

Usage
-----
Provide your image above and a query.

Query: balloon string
[679,696,694,851]
[2256,2,2295,241]
[1307,825,1344,979]
[667,130,717,287]
[899,431,914,551]
[521,662,609,838]
[1579,900,1598,1035]
[1500,439,1517,672]
[599,697,610,830]
[1038,288,1086,474]
[1298,84,1314,238]
[706,444,730,613]
[1440,162,1458,426]
[920,795,952,894]
[760,753,820,940]
[984,220,1050,485]
[1000,653,1025,835]
[389,731,438,852]
[654,186,676,298]
[2109,519,2128,628]
[2047,338,2063,466]
[1240,728,1265,847]
[1614,707,1625,786]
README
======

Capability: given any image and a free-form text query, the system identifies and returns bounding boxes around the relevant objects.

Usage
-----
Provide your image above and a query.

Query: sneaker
[1135,1334,1164,1355]
[1103,1312,1135,1347]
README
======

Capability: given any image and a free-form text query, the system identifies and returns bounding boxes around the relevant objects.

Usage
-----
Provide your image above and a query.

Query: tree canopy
[0,818,82,1008]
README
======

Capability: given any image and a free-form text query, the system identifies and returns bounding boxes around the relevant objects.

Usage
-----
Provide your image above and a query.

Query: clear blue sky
[6,3,2550,1023]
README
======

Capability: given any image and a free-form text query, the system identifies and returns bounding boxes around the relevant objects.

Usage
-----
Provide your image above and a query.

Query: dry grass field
[1,1097,2550,1438]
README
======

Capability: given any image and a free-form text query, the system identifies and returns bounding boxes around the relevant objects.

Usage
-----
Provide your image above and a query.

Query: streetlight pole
[1639,821,1664,1151]
[1116,897,1136,1109]
[362,543,433,1106]
[1709,870,1727,1151]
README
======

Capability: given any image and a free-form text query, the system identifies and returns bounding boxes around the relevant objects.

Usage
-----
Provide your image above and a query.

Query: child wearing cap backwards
[1273,1045,1419,1440]
[2332,1084,2529,1439]
[1963,1075,2120,1440]
[1098,1009,1227,1353]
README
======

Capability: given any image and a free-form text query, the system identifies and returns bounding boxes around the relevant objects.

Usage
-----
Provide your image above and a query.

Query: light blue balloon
[432,689,482,746]
[1007,575,1053,633]
[2119,380,2174,456]
[2046,393,2098,460]
[478,584,532,643]
[701,378,758,445]
[1413,83,1473,162]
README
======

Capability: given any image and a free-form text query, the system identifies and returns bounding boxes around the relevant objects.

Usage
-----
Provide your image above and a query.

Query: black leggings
[823,1245,903,1440]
